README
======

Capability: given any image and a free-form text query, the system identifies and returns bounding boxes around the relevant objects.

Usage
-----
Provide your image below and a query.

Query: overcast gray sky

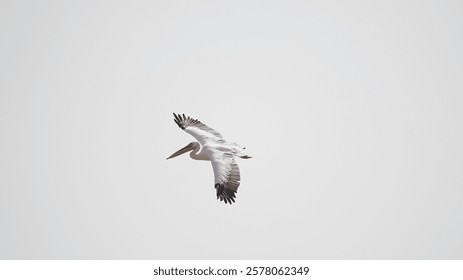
[1,0,462,259]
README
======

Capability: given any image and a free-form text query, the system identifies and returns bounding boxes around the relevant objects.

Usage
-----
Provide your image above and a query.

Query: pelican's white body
[188,141,245,187]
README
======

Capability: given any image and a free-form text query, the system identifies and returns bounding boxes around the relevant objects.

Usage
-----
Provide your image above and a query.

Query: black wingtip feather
[173,113,185,129]
[215,183,237,204]
[215,183,224,196]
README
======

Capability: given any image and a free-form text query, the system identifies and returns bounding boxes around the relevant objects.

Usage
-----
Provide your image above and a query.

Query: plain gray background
[1,0,462,259]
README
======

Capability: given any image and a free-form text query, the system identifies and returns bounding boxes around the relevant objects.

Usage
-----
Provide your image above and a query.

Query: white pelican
[167,113,251,204]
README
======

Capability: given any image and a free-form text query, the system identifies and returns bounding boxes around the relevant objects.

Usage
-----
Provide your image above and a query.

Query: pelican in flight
[167,113,251,204]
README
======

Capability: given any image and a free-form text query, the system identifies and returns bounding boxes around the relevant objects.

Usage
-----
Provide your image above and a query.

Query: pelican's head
[166,142,196,160]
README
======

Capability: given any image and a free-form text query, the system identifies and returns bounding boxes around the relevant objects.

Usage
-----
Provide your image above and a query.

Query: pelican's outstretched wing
[210,152,241,204]
[173,113,223,145]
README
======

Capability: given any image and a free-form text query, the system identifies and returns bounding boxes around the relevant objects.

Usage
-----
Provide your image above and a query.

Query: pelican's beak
[166,143,194,160]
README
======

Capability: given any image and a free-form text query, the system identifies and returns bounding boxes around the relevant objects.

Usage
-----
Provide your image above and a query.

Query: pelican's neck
[190,144,209,161]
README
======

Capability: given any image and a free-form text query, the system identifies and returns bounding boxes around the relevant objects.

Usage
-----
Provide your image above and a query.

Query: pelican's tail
[229,142,252,159]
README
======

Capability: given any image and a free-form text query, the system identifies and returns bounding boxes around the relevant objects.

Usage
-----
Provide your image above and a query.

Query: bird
[166,113,252,204]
